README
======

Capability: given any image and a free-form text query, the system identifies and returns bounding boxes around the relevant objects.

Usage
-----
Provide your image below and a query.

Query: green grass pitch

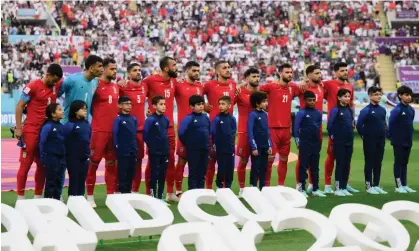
[1,126,419,250]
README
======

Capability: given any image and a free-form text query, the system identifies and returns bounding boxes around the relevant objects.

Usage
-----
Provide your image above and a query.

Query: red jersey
[143,74,176,127]
[204,79,237,120]
[235,86,253,133]
[21,79,62,133]
[91,79,119,132]
[323,80,354,115]
[297,83,325,111]
[175,81,204,123]
[259,82,299,128]
[119,81,148,131]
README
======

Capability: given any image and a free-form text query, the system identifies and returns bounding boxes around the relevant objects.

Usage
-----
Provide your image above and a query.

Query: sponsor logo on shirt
[220,121,224,124]
[53,128,57,131]
[76,126,80,129]
[194,119,197,122]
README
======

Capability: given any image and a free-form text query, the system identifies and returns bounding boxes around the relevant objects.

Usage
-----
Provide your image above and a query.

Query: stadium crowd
[1,1,416,92]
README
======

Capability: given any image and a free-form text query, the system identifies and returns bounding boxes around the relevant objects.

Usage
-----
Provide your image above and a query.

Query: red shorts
[176,139,187,158]
[236,132,251,159]
[136,131,145,159]
[90,131,117,162]
[19,131,40,164]
[270,127,291,156]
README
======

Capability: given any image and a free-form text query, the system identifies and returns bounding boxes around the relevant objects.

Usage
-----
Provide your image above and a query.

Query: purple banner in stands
[62,66,82,78]
[398,66,419,93]
[396,11,419,19]
[375,37,419,44]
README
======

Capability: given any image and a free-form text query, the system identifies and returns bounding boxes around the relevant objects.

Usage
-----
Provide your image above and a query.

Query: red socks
[237,161,247,188]
[175,162,186,192]
[277,160,288,186]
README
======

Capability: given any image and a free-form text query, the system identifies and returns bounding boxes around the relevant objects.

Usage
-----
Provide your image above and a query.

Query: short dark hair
[397,85,413,100]
[250,91,268,108]
[278,63,293,72]
[368,86,382,95]
[334,62,348,72]
[184,61,200,70]
[214,60,229,69]
[47,63,63,79]
[152,95,165,105]
[160,56,175,70]
[127,63,141,72]
[118,96,131,104]
[189,95,205,106]
[304,90,316,100]
[103,58,116,68]
[244,68,259,78]
[69,100,87,121]
[218,96,231,104]
[85,55,103,70]
[305,65,320,75]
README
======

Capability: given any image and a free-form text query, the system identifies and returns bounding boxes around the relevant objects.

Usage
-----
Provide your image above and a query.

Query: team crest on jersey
[52,86,56,94]
[23,87,30,94]
[289,87,292,94]
[170,80,173,88]
[180,147,184,153]
[196,87,200,95]
[90,150,95,156]
[229,84,233,91]
[22,152,27,158]
[238,148,243,155]
[141,86,145,94]
[113,87,117,94]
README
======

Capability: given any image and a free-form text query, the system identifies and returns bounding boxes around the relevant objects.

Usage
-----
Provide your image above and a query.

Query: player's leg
[186,150,199,190]
[363,137,375,193]
[148,154,158,197]
[311,149,324,197]
[86,132,106,207]
[78,158,89,196]
[166,134,178,202]
[55,158,66,200]
[66,158,77,196]
[250,153,259,188]
[104,133,118,194]
[236,133,250,192]
[258,148,268,190]
[333,143,344,195]
[33,153,45,197]
[198,150,209,189]
[215,152,225,189]
[132,132,144,193]
[277,128,291,186]
[401,147,414,192]
[175,139,187,196]
[341,145,353,193]
[266,128,279,186]
[297,146,309,193]
[324,137,335,193]
[373,139,387,194]
[206,137,217,189]
[225,153,235,189]
[158,155,169,200]
[17,132,38,199]
[43,156,60,199]
[145,158,151,194]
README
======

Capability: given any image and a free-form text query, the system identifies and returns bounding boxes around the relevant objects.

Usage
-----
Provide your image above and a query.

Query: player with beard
[118,63,148,193]
[15,64,63,200]
[235,68,260,197]
[294,65,326,196]
[260,63,300,186]
[204,61,237,189]
[86,58,119,208]
[142,56,179,202]
[174,61,204,197]
[322,62,358,194]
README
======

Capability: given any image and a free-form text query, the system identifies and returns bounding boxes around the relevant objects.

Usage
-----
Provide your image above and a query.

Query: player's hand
[252,150,259,156]
[267,148,272,155]
[15,128,22,140]
[146,109,152,117]
[205,103,213,113]
[118,79,128,88]
[299,78,309,91]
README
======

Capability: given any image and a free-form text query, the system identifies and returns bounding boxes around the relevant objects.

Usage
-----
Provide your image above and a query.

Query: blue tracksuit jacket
[356,103,387,139]
[389,103,415,147]
[178,112,210,151]
[248,109,271,151]
[211,112,237,154]
[143,113,169,155]
[294,108,322,148]
[113,113,138,156]
[39,120,66,159]
[63,119,91,160]
[327,106,354,146]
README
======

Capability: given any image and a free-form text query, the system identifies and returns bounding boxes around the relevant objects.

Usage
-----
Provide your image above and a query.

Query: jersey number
[108,95,112,104]
[282,95,288,103]
[137,95,141,103]
[164,89,170,98]
[223,91,229,97]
